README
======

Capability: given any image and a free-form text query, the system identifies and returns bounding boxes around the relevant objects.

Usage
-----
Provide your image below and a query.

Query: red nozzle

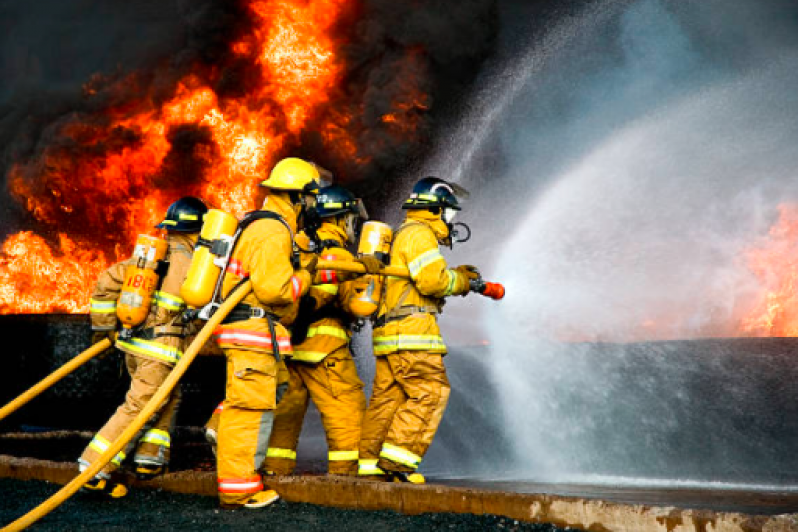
[481,281,505,300]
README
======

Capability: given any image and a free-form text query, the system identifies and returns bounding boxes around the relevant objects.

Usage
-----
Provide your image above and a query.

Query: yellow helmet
[260,157,321,193]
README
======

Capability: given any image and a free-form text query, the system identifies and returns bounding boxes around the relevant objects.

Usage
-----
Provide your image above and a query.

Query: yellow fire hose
[315,259,410,278]
[2,259,502,530]
[1,280,252,532]
[0,338,113,424]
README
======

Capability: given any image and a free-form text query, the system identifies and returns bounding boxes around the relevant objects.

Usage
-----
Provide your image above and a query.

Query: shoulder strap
[377,221,436,321]
[320,239,344,251]
[240,210,294,239]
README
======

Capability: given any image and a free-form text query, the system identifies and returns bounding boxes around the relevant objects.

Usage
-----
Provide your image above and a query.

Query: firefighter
[213,157,320,509]
[78,196,209,498]
[263,184,370,477]
[358,177,478,483]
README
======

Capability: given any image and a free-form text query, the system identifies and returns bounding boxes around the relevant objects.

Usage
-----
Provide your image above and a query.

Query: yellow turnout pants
[264,347,365,476]
[79,353,180,478]
[358,352,450,475]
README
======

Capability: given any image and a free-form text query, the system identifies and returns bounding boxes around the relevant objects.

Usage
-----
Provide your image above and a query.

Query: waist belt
[222,304,275,324]
[374,305,439,328]
[136,325,185,341]
[221,304,283,363]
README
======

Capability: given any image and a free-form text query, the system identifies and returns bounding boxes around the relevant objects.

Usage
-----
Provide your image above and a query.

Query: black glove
[357,255,384,274]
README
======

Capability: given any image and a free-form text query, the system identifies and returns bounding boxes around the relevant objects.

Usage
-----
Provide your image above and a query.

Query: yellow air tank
[180,209,239,308]
[357,221,392,261]
[117,235,168,331]
[350,221,393,318]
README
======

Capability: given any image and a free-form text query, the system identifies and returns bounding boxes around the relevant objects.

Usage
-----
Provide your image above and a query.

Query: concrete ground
[0,478,571,532]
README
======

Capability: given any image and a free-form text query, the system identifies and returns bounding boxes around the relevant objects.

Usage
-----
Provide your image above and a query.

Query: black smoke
[0,0,569,248]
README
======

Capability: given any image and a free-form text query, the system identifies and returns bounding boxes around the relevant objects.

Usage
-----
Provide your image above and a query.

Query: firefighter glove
[454,264,481,281]
[357,255,383,274]
[304,254,320,274]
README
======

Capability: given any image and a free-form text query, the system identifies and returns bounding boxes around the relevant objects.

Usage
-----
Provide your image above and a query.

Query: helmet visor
[443,207,458,224]
[355,198,369,220]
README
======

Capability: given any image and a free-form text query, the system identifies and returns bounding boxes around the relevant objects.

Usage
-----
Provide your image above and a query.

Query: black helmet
[402,177,466,211]
[315,185,368,219]
[155,196,208,232]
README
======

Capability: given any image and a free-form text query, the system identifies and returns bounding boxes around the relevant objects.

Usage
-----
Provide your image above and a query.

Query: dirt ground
[0,478,577,532]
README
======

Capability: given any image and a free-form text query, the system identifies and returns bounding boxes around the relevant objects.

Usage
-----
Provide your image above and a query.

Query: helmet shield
[402,176,464,211]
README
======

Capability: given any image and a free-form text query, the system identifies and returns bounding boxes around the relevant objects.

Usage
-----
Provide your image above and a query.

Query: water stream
[420,0,798,486]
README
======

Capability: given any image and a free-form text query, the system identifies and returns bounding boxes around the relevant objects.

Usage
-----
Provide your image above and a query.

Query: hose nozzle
[469,278,506,300]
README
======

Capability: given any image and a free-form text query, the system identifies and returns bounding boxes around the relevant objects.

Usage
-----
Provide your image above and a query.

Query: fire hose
[0,338,113,424]
[314,259,505,300]
[1,261,501,530]
[1,280,253,532]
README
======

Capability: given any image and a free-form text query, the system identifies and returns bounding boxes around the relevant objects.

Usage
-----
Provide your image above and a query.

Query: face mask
[446,221,471,248]
[297,195,321,235]
[338,213,355,245]
[443,207,458,224]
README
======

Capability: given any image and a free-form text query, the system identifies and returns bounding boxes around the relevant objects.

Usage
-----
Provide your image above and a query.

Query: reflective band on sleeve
[306,325,349,340]
[266,447,297,460]
[314,283,339,295]
[379,443,422,469]
[117,337,182,365]
[218,476,264,494]
[319,269,338,284]
[328,450,359,462]
[213,402,224,414]
[443,269,457,296]
[291,275,302,301]
[213,328,293,353]
[141,428,171,449]
[226,258,249,279]
[407,249,444,278]
[358,459,384,476]
[90,298,117,314]
[154,291,184,311]
[88,434,126,466]
[372,334,446,354]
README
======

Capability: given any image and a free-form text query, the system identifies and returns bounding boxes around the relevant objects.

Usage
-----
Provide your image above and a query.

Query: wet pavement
[2,430,797,518]
[0,478,573,532]
[439,480,798,516]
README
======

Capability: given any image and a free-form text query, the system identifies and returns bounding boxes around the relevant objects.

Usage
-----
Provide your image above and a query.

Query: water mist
[423,0,798,486]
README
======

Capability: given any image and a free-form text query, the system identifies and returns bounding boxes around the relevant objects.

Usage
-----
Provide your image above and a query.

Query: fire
[0,0,426,315]
[740,204,798,336]
[0,233,108,314]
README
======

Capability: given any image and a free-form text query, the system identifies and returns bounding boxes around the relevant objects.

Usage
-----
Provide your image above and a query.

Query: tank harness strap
[374,221,442,327]
[320,239,343,250]
[290,237,348,346]
[216,210,298,362]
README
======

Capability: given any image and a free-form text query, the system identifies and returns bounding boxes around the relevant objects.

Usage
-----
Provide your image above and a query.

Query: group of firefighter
[78,157,487,509]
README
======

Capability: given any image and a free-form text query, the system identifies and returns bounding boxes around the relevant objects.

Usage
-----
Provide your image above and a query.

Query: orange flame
[740,204,798,336]
[0,0,383,314]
